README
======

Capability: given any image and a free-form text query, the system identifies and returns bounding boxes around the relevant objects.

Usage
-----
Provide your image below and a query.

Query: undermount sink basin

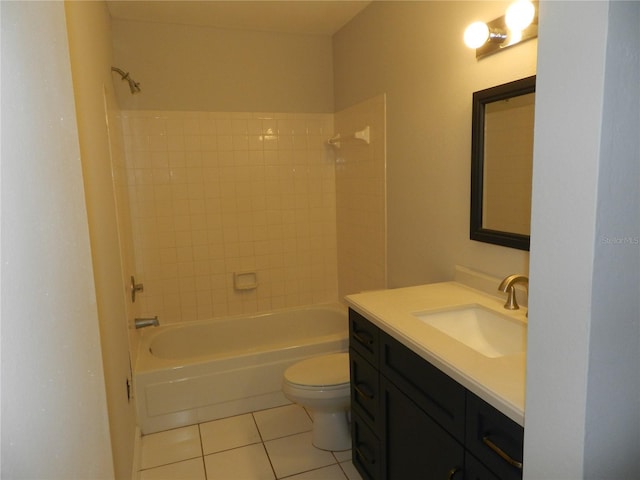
[413,305,526,358]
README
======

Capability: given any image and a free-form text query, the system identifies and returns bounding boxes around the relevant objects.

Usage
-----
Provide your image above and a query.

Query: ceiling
[106,1,372,36]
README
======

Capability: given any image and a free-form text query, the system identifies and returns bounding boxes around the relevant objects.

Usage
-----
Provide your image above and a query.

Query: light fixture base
[475,6,538,59]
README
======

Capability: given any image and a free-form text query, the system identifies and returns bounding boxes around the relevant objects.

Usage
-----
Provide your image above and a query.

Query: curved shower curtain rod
[111,66,141,94]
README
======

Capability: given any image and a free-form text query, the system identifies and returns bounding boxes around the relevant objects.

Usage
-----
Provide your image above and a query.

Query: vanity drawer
[466,393,524,480]
[350,348,380,431]
[349,308,380,367]
[380,331,466,442]
[352,414,382,480]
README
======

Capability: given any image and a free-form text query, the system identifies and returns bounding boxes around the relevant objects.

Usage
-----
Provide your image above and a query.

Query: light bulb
[507,29,523,46]
[505,0,535,32]
[464,21,490,49]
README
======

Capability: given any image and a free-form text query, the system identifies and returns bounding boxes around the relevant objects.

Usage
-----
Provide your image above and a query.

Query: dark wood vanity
[349,308,524,480]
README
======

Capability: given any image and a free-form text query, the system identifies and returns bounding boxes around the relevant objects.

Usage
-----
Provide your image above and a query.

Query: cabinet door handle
[447,466,462,480]
[354,383,374,400]
[482,436,523,469]
[353,330,374,346]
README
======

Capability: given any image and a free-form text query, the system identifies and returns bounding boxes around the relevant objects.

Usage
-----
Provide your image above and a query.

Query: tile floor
[138,404,363,480]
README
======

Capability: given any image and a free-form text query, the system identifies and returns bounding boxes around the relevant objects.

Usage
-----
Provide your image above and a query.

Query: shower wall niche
[121,110,338,324]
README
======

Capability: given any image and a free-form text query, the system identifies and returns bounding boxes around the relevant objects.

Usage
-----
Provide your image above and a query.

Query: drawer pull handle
[355,446,376,465]
[353,331,374,346]
[447,466,462,480]
[354,383,374,400]
[482,436,523,470]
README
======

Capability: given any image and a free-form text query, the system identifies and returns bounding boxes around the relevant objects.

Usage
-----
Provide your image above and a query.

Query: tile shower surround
[121,111,338,324]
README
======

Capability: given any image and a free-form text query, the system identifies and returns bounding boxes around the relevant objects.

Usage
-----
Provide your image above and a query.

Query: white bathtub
[135,304,348,434]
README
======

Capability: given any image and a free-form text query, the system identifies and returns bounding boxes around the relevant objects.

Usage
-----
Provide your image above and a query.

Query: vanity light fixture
[464,0,538,59]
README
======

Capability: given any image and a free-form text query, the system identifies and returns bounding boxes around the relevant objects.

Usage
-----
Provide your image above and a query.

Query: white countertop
[345,281,527,426]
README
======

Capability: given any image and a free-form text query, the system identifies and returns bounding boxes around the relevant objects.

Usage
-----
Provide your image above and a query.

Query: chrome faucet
[498,274,529,311]
[134,316,159,329]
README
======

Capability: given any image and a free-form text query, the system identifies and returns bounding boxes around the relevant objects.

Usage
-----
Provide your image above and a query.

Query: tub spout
[135,316,159,329]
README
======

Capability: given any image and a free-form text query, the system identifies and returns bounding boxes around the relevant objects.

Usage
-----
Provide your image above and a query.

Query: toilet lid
[284,353,350,387]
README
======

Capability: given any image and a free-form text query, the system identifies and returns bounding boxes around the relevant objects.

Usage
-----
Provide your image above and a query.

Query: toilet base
[311,410,351,451]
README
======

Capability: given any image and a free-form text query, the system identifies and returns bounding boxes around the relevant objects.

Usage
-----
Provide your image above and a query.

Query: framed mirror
[470,75,535,251]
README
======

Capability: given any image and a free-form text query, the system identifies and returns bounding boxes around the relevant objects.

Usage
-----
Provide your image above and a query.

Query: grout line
[199,456,207,480]
[251,411,266,443]
[202,440,264,457]
[260,441,278,480]
[262,429,314,445]
[196,424,207,480]
[251,411,278,479]
[138,455,203,473]
[302,406,314,422]
[336,460,351,480]
[197,424,205,457]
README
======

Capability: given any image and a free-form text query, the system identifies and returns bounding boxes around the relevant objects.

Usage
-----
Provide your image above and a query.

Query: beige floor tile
[285,464,348,479]
[332,449,352,463]
[141,425,202,470]
[138,408,354,480]
[204,443,275,480]
[139,457,206,480]
[265,431,336,479]
[200,413,262,455]
[253,404,312,441]
[339,460,364,480]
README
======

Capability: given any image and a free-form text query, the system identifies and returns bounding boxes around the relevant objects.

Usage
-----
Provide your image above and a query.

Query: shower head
[111,66,141,94]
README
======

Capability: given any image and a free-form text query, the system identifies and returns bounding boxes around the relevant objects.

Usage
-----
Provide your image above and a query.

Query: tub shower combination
[135,304,348,434]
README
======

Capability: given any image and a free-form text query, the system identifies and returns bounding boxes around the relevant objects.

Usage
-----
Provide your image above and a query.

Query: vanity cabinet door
[349,309,380,367]
[382,378,464,479]
[350,348,380,430]
[380,331,466,443]
[466,393,524,480]
[465,453,500,480]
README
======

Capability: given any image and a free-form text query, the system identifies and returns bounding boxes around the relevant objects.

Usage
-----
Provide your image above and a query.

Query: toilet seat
[284,353,349,388]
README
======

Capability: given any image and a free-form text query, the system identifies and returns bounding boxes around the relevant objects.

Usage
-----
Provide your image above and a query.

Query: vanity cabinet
[349,308,524,480]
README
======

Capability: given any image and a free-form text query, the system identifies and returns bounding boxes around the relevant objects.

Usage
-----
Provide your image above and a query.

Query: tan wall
[111,19,334,113]
[1,1,114,477]
[335,94,387,298]
[65,1,137,477]
[334,1,537,287]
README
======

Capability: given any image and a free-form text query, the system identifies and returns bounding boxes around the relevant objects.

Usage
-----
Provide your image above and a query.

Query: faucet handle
[130,275,144,303]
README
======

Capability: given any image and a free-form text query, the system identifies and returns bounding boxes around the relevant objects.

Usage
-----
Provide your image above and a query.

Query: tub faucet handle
[131,275,144,303]
[135,316,159,329]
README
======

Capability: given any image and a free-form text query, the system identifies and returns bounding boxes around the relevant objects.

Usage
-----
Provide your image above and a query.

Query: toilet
[282,352,351,451]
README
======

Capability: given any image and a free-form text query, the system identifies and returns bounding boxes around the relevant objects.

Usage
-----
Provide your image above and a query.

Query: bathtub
[135,304,348,434]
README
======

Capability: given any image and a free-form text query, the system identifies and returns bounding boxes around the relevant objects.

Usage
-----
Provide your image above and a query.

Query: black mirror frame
[470,75,536,251]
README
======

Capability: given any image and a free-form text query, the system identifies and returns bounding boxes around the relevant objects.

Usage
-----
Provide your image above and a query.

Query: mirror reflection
[470,76,536,251]
[483,92,534,235]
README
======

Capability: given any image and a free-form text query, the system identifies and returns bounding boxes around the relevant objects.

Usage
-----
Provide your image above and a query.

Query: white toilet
[282,352,351,451]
